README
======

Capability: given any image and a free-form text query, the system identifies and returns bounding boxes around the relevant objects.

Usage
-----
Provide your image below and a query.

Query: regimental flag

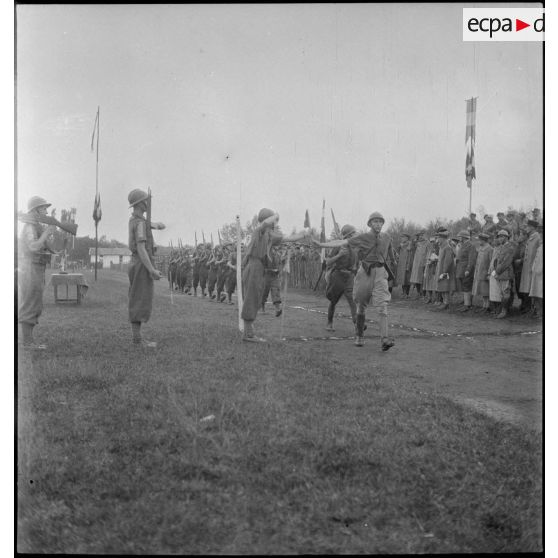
[465,97,477,188]
[93,192,102,223]
[331,208,341,239]
[304,209,311,229]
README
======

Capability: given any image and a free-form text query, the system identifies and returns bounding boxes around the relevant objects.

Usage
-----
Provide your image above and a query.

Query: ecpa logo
[463,8,544,42]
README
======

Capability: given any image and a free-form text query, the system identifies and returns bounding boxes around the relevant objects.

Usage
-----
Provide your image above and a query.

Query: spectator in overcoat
[519,220,541,313]
[529,226,543,318]
[490,230,517,319]
[472,232,493,313]
[395,233,412,297]
[410,230,428,298]
[435,229,456,311]
[455,230,478,312]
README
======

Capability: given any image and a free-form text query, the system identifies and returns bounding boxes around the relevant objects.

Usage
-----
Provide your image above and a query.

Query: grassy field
[17,270,542,554]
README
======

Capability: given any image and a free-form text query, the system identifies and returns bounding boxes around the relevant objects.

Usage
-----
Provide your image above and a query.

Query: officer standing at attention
[314,212,396,351]
[18,196,57,350]
[127,188,165,348]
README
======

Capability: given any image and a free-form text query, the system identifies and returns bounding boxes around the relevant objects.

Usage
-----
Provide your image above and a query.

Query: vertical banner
[465,97,477,188]
[236,215,244,332]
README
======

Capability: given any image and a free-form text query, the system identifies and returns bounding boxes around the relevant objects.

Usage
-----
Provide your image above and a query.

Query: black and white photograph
[15,3,544,554]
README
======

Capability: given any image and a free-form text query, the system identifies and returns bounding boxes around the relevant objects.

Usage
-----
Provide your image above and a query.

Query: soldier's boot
[326,303,335,331]
[354,313,366,347]
[496,297,510,319]
[274,302,282,317]
[20,323,47,350]
[379,306,395,351]
[242,320,266,343]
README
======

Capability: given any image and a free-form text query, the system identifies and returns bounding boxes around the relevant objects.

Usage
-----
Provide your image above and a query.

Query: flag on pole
[465,97,477,188]
[92,192,102,223]
[330,208,341,239]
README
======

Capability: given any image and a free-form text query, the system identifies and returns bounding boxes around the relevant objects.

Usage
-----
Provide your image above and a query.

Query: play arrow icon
[516,19,530,31]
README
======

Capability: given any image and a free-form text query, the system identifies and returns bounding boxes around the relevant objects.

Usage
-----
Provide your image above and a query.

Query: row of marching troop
[393,211,543,319]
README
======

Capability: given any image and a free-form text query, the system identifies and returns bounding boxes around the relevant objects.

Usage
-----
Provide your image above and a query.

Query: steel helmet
[27,196,51,212]
[341,224,356,239]
[128,188,149,208]
[258,208,275,223]
[457,230,470,239]
[367,212,385,226]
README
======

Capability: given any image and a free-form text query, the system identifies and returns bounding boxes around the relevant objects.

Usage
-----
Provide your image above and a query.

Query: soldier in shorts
[127,188,165,348]
[314,212,396,351]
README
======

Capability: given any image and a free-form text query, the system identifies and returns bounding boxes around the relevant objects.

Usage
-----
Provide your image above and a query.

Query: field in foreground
[17,270,542,554]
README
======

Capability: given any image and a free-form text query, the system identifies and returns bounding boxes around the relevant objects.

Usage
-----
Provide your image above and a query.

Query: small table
[51,273,89,304]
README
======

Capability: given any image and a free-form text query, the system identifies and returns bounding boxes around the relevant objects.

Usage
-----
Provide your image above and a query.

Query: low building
[89,247,132,269]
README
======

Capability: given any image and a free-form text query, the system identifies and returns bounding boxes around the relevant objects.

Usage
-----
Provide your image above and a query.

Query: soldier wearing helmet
[127,188,166,348]
[18,196,57,350]
[240,208,310,342]
[322,224,358,332]
[314,211,396,351]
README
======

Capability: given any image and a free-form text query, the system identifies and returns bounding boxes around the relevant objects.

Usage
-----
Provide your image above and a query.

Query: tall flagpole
[94,106,100,281]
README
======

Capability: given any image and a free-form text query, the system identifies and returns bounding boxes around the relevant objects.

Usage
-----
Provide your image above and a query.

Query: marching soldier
[323,224,358,332]
[127,188,165,348]
[314,212,396,351]
[18,196,57,350]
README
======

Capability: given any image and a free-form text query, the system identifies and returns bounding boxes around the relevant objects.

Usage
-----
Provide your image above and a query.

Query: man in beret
[241,209,309,342]
[127,188,165,348]
[18,196,57,349]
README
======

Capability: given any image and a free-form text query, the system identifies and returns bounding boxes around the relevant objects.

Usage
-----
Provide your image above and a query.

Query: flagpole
[94,106,100,281]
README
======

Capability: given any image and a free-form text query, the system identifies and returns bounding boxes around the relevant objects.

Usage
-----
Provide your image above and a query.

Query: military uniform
[262,245,283,315]
[324,227,357,330]
[18,197,55,349]
[345,212,396,350]
[435,234,456,309]
[394,236,412,296]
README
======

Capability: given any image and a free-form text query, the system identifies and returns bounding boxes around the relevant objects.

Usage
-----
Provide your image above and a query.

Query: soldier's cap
[470,212,477,218]
[497,212,506,217]
[451,237,460,243]
[436,229,449,237]
[506,210,516,216]
[484,214,494,220]
[527,219,539,228]
[478,232,490,240]
[457,229,470,238]
[128,188,149,208]
[496,229,509,238]
[27,196,51,212]
[435,227,448,234]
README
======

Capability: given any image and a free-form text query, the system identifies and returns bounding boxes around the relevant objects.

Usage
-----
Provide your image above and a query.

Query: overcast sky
[16,3,543,245]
